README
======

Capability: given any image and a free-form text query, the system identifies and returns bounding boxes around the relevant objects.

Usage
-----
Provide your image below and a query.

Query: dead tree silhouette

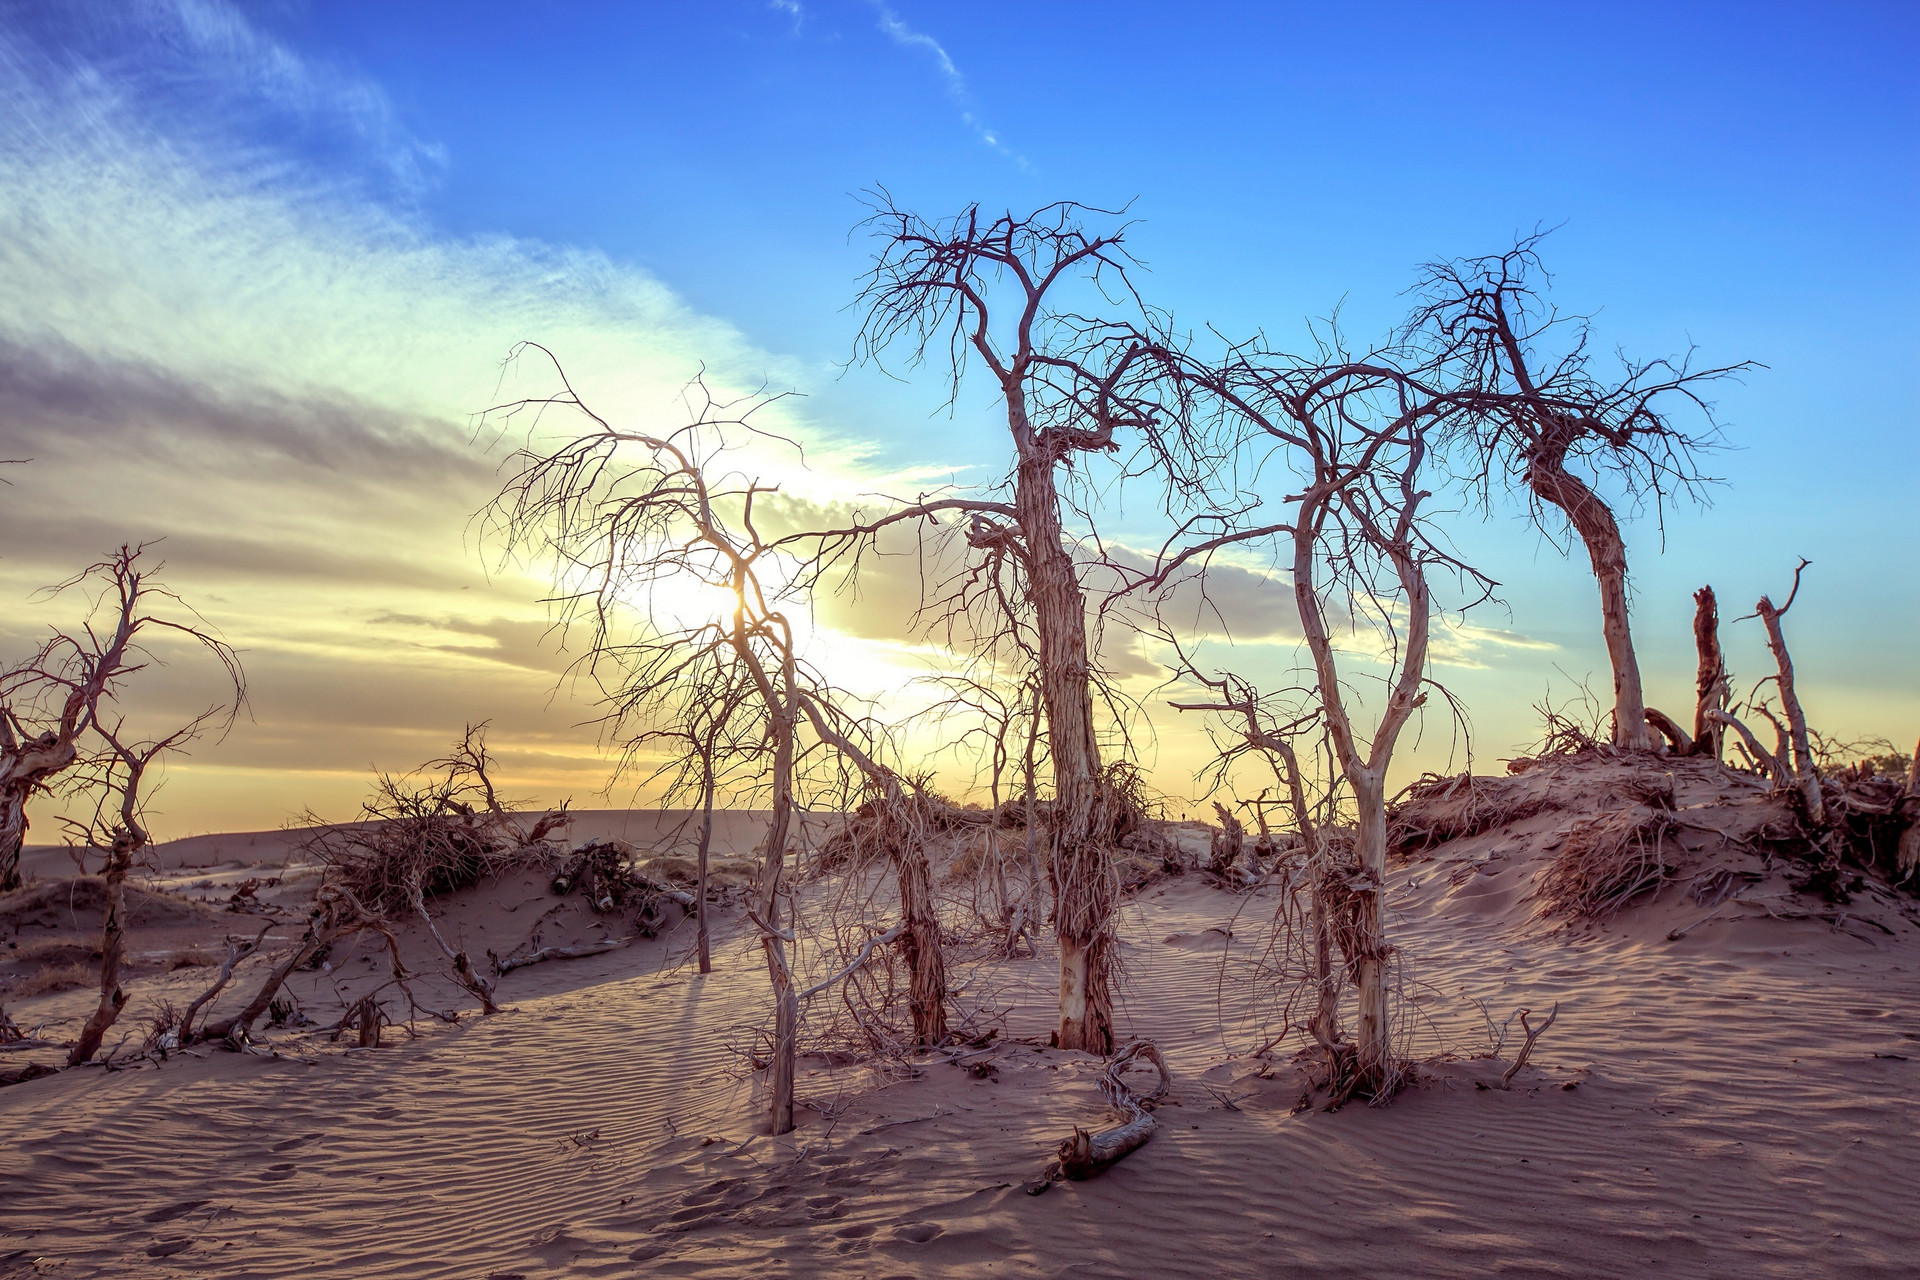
[1406,235,1754,750]
[1121,320,1492,1098]
[1,545,244,894]
[814,196,1217,1053]
[480,351,948,1133]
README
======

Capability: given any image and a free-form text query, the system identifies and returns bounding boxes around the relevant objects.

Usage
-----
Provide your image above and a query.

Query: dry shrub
[141,999,181,1052]
[167,947,216,970]
[1388,772,1558,858]
[639,853,699,882]
[819,786,988,873]
[304,774,560,917]
[10,960,92,998]
[1538,805,1678,918]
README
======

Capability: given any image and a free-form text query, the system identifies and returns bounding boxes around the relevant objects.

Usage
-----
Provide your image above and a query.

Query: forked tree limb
[1755,561,1823,825]
[177,922,273,1045]
[1500,1002,1560,1088]
[1705,710,1791,790]
[411,881,498,1014]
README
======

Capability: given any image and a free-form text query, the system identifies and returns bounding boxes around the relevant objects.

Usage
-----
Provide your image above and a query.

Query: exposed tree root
[1030,1041,1170,1192]
[1539,804,1678,918]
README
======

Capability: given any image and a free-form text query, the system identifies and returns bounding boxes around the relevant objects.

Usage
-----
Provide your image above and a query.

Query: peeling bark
[1015,441,1117,1055]
[1691,586,1728,759]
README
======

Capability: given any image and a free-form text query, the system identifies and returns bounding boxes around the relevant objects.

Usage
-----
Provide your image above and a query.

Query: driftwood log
[1031,1040,1170,1192]
[490,937,632,975]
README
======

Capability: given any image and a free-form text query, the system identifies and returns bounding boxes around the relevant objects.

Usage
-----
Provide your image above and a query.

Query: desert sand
[2,766,1917,1279]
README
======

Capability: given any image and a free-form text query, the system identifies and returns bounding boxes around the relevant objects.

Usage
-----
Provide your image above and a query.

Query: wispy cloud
[0,0,928,830]
[768,0,806,32]
[6,0,446,197]
[863,2,1026,166]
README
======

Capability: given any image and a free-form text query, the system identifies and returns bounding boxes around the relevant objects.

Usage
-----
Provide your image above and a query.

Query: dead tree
[1207,801,1247,876]
[1128,322,1491,1098]
[0,547,242,1064]
[822,197,1215,1053]
[1754,560,1823,824]
[481,354,947,1131]
[791,693,949,1045]
[1691,586,1729,759]
[0,545,244,891]
[65,709,234,1066]
[1407,237,1754,750]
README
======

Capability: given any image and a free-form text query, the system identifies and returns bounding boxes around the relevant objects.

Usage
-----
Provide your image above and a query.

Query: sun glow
[640,572,744,634]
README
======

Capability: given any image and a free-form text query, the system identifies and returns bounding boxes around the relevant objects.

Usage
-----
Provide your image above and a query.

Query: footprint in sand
[893,1222,943,1244]
[258,1163,298,1182]
[834,1224,875,1239]
[682,1177,741,1206]
[142,1200,209,1224]
[146,1238,193,1258]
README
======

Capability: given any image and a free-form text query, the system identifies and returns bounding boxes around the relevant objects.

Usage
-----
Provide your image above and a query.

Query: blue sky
[1,1,1914,831]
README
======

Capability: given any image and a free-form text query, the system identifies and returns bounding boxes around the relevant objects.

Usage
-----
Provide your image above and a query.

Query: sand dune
[2,787,1917,1278]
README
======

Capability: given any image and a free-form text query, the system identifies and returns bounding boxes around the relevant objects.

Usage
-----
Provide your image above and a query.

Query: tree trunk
[1307,846,1340,1054]
[67,837,134,1066]
[695,767,714,975]
[1756,594,1823,825]
[892,810,948,1045]
[0,787,27,894]
[1691,586,1728,759]
[1349,773,1391,1094]
[756,702,798,1136]
[1208,800,1246,875]
[1275,748,1339,1054]
[1524,445,1651,750]
[1012,428,1114,1055]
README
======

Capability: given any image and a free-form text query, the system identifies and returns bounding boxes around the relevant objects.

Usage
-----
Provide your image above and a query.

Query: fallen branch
[491,937,632,974]
[1034,1040,1170,1190]
[176,923,274,1045]
[411,880,498,1014]
[1666,906,1732,941]
[799,923,904,1002]
[1643,708,1694,756]
[1500,1002,1559,1088]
